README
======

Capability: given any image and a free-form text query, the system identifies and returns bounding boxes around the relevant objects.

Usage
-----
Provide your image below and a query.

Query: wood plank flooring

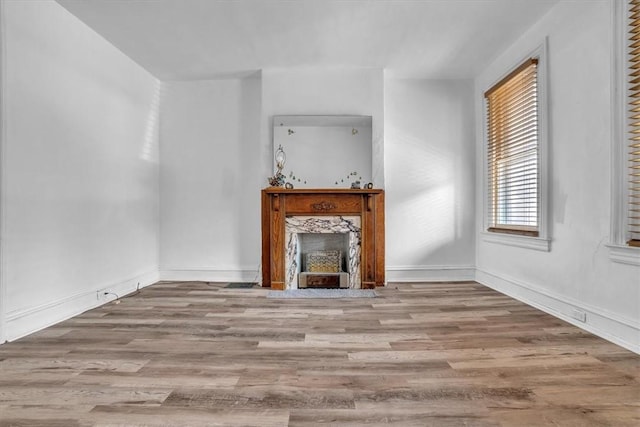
[0,281,638,426]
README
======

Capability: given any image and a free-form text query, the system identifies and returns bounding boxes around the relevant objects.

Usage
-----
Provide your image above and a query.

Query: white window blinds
[485,58,539,237]
[628,0,640,246]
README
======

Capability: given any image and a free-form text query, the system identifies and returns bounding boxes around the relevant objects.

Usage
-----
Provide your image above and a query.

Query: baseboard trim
[159,268,259,283]
[5,270,159,342]
[475,268,640,354]
[386,265,475,282]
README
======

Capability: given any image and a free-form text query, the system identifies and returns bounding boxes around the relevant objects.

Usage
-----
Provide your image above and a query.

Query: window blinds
[485,58,539,236]
[629,0,640,247]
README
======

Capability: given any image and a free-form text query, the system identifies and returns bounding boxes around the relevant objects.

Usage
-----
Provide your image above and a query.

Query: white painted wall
[159,76,262,281]
[1,0,160,342]
[475,0,640,352]
[385,78,476,281]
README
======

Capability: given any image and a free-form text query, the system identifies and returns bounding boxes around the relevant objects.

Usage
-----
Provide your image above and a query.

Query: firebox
[298,234,349,288]
[284,216,361,290]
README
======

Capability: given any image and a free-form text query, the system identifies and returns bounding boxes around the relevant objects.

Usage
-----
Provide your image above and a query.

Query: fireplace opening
[284,215,361,290]
[298,233,349,289]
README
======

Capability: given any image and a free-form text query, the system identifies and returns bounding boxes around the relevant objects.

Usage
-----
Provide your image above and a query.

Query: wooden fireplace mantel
[261,188,385,289]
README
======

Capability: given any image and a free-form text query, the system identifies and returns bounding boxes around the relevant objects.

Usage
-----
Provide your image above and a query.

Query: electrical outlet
[96,289,108,301]
[570,308,586,323]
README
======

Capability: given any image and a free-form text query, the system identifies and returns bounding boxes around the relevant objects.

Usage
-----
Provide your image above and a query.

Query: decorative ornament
[268,144,287,187]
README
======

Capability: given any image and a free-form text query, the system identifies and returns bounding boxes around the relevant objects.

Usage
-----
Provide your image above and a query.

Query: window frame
[481,42,550,252]
[609,0,640,265]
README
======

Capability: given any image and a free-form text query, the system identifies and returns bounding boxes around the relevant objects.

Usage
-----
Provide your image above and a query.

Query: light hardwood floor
[0,281,638,426]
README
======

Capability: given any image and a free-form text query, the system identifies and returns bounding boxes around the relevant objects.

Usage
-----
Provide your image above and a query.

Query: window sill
[607,244,640,266]
[480,231,551,252]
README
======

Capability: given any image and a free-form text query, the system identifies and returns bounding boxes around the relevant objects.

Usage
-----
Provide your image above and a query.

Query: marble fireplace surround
[285,216,361,289]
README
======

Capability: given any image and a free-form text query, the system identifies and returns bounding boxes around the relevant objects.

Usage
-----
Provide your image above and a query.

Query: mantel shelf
[263,187,384,195]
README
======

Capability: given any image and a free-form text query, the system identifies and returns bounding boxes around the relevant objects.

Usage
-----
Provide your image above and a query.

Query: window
[609,0,640,264]
[485,58,540,237]
[627,0,640,247]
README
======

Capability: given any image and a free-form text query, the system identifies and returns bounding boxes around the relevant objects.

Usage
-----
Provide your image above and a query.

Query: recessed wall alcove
[273,115,373,188]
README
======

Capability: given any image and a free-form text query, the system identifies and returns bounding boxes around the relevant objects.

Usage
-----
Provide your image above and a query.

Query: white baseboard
[386,265,476,282]
[475,268,640,354]
[5,270,159,342]
[159,268,259,283]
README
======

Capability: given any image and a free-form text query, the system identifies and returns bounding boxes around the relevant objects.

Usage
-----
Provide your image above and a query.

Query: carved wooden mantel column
[261,188,385,290]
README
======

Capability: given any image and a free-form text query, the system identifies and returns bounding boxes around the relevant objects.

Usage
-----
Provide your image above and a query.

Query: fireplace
[261,188,385,289]
[285,216,361,289]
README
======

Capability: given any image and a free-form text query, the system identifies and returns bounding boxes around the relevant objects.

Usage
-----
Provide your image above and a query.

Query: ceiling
[57,0,559,81]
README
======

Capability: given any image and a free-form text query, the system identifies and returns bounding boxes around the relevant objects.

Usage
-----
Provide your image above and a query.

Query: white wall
[475,0,640,352]
[159,76,262,282]
[0,0,160,342]
[385,78,476,281]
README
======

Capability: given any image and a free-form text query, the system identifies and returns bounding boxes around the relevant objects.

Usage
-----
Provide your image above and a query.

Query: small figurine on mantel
[268,172,285,187]
[268,144,287,187]
[335,171,363,188]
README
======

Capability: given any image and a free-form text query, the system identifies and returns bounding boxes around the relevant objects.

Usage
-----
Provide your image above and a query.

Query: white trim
[5,270,159,342]
[159,268,259,283]
[480,231,551,252]
[481,40,551,250]
[476,268,640,354]
[610,0,639,258]
[386,265,475,282]
[607,244,640,265]
[0,0,6,344]
[611,0,627,247]
[537,38,551,243]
